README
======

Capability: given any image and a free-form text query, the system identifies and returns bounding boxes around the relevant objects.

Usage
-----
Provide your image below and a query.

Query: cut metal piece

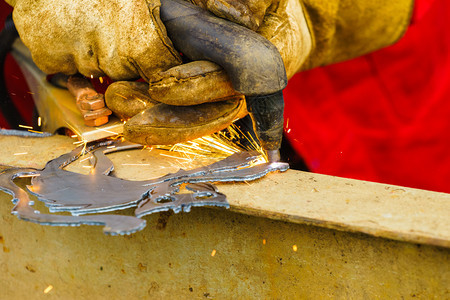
[29,140,151,214]
[0,168,146,235]
[30,141,288,216]
[0,140,288,234]
[136,182,228,217]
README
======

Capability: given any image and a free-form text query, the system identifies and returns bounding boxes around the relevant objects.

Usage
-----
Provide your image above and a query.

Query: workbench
[1,134,448,298]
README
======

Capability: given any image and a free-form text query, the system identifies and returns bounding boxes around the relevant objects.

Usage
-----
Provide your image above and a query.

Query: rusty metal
[0,140,288,235]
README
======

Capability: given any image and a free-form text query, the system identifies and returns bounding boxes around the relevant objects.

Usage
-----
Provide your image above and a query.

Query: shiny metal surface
[0,140,288,235]
[0,168,146,235]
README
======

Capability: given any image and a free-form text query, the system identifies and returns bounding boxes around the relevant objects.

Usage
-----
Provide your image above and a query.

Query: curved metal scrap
[0,140,288,235]
[0,168,146,235]
[135,182,228,217]
[29,141,152,214]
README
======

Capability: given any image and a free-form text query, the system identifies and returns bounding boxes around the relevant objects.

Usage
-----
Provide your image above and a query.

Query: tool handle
[159,0,287,96]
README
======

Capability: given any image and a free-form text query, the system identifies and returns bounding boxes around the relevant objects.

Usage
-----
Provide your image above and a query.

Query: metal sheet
[0,140,288,235]
[0,168,146,235]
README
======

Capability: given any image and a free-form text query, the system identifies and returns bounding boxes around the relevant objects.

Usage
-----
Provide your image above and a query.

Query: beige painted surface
[0,134,449,247]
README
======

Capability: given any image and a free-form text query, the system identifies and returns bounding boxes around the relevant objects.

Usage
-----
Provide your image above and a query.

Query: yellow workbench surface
[1,134,449,298]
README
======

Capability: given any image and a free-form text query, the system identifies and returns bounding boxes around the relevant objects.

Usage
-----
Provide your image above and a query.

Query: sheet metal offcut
[0,140,288,235]
[0,168,146,235]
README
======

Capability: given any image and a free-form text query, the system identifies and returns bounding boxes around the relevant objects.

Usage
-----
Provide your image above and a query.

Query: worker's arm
[300,0,414,71]
[188,0,414,76]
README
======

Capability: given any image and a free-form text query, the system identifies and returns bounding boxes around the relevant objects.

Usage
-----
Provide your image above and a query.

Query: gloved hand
[105,61,247,145]
[7,0,413,145]
[109,0,413,145]
[6,0,182,81]
[6,0,247,145]
[104,0,312,145]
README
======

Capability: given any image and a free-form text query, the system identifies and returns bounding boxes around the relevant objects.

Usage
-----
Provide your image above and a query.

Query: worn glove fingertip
[148,61,241,106]
[123,97,247,145]
[105,81,159,120]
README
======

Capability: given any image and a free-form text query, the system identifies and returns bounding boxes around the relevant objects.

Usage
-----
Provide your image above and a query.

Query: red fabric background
[0,2,34,128]
[284,0,450,192]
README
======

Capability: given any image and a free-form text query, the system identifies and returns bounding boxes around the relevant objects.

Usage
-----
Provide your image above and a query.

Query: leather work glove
[110,0,413,145]
[6,0,247,144]
[6,0,182,81]
[189,0,414,75]
[7,0,413,145]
